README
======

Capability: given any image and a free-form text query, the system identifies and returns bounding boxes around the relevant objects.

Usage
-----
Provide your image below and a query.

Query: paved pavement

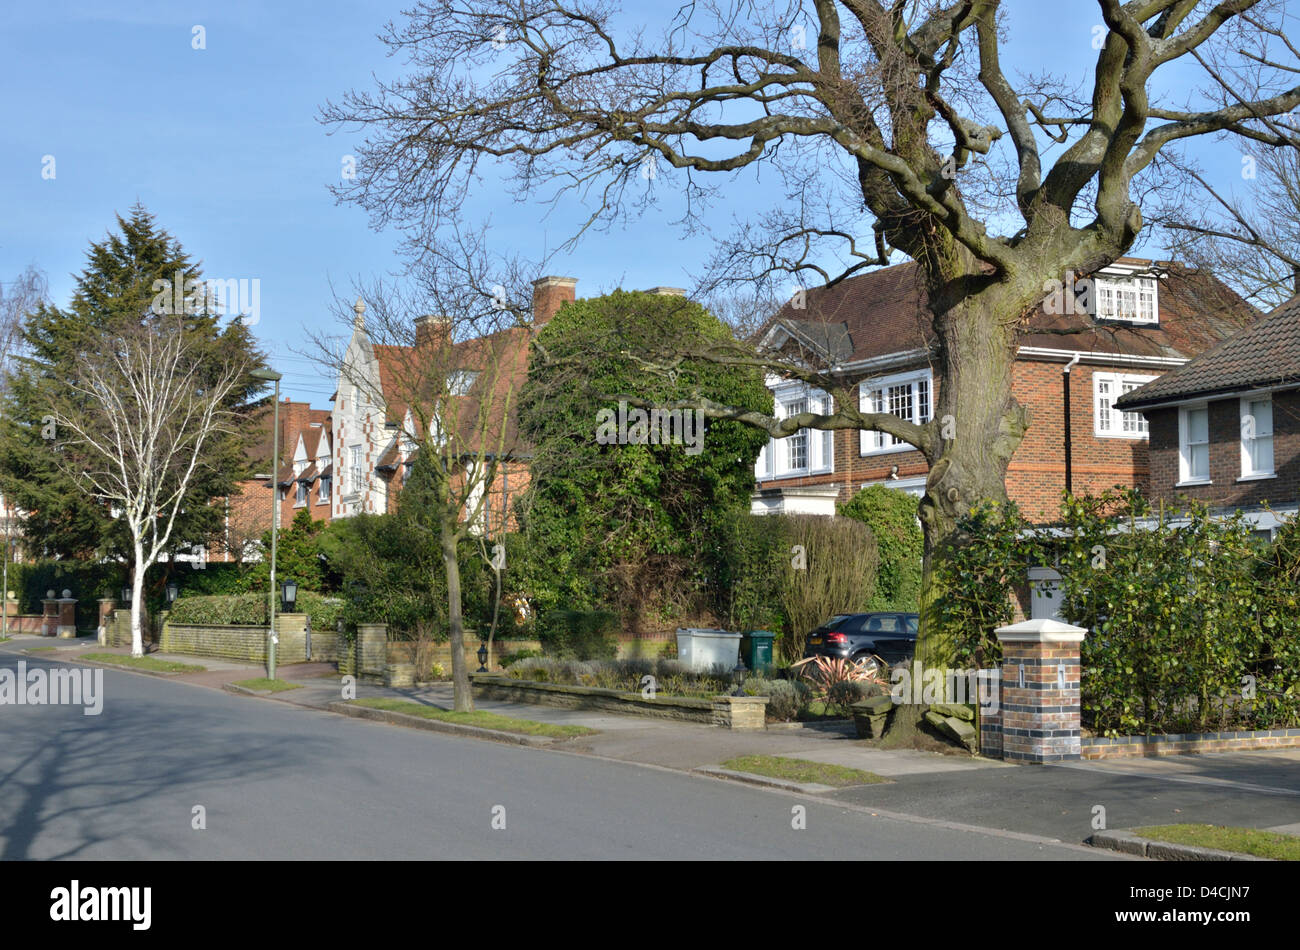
[6,633,1300,853]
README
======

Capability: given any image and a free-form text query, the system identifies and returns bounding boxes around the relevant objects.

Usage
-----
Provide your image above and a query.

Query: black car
[802,612,919,669]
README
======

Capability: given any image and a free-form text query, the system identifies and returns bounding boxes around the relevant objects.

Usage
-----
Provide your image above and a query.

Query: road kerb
[694,765,836,794]
[1087,830,1270,861]
[326,700,565,748]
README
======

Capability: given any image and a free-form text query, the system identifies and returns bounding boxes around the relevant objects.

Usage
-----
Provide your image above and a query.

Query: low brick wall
[1082,728,1300,759]
[160,614,340,665]
[2,615,47,635]
[471,674,767,729]
[386,638,543,672]
[616,636,674,659]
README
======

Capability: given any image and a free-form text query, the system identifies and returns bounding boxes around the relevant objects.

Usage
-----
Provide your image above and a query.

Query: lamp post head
[249,368,282,383]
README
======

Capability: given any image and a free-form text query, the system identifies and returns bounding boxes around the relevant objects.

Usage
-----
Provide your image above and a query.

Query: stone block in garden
[852,696,894,739]
[928,702,976,722]
[924,710,978,752]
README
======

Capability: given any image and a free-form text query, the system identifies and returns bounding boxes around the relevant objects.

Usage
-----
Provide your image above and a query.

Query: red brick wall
[1144,387,1300,509]
[1007,361,1150,520]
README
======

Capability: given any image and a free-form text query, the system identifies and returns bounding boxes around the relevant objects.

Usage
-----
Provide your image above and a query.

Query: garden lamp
[731,656,749,697]
[121,586,130,605]
[476,637,489,673]
[165,581,179,605]
[282,578,298,612]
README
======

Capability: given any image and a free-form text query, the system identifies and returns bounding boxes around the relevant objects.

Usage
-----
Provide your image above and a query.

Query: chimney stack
[531,276,578,326]
[414,314,451,350]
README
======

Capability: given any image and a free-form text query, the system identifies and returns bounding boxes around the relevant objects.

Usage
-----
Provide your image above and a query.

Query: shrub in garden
[934,499,1039,669]
[744,678,813,722]
[827,679,880,717]
[839,485,924,611]
[537,609,620,659]
[517,290,771,632]
[717,512,879,665]
[1057,490,1291,736]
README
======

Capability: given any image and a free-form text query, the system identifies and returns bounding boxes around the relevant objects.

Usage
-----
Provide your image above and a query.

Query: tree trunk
[130,544,146,658]
[911,289,1029,710]
[442,530,474,712]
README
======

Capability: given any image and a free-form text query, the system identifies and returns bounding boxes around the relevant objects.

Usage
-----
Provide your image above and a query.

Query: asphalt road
[0,657,1116,860]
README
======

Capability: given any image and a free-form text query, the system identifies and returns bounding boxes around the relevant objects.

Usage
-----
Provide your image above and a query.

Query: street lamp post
[251,368,283,679]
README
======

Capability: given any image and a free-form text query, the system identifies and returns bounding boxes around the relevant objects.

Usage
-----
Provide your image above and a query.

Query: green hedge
[168,592,343,630]
[940,489,1300,736]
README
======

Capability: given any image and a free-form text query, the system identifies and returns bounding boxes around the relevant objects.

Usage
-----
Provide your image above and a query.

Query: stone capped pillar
[98,598,116,645]
[41,591,59,637]
[357,623,388,681]
[994,619,1087,764]
[57,590,77,638]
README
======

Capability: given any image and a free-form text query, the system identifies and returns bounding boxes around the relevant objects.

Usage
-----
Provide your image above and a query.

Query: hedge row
[168,592,343,630]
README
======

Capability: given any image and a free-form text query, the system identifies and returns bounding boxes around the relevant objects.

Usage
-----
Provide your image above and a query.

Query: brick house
[217,399,332,562]
[328,277,587,532]
[751,258,1259,523]
[1115,293,1300,538]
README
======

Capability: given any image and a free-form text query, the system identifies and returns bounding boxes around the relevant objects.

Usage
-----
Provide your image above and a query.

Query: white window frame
[1178,403,1211,485]
[1094,275,1159,324]
[348,445,363,495]
[755,385,834,481]
[317,476,331,504]
[859,369,931,456]
[1239,394,1275,480]
[294,480,308,506]
[1094,372,1157,438]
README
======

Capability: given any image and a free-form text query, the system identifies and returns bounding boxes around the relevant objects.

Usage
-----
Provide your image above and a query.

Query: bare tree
[0,265,47,396]
[1159,145,1300,309]
[324,1,1300,678]
[308,230,534,711]
[51,321,246,656]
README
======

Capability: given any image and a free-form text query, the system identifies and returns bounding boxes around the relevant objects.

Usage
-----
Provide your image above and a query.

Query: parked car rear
[802,612,919,668]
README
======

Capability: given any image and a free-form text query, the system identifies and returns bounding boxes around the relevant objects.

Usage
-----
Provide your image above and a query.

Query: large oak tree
[323,1,1300,676]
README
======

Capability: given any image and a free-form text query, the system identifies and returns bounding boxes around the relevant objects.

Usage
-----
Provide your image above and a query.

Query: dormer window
[1094,274,1158,324]
[448,370,479,396]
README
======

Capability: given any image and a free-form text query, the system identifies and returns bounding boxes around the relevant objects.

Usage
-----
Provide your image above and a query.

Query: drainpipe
[1062,353,1081,496]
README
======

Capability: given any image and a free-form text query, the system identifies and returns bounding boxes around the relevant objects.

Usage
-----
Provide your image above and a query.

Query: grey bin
[675,627,742,673]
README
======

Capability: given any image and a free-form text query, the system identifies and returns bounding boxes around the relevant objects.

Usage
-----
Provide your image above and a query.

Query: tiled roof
[1117,294,1300,409]
[365,325,535,457]
[769,259,1259,368]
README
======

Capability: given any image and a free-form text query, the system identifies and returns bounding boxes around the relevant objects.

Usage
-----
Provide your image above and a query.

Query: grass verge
[81,652,206,673]
[25,646,56,653]
[233,677,302,693]
[721,754,889,787]
[1133,824,1300,860]
[349,697,597,738]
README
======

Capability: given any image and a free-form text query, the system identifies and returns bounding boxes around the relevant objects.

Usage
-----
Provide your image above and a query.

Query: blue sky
[0,1,1251,405]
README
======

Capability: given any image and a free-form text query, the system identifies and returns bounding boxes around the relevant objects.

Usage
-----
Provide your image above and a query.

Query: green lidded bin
[740,630,776,675]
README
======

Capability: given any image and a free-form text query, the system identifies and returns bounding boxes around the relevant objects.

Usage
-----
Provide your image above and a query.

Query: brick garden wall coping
[1081,728,1300,759]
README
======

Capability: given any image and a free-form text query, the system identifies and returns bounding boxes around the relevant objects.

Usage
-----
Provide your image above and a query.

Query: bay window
[755,387,834,479]
[859,370,931,454]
